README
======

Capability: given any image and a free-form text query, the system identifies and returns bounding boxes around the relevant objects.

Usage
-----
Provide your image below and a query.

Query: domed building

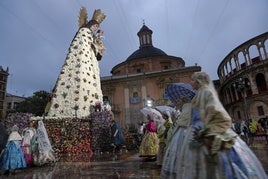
[101,23,201,129]
[217,32,268,125]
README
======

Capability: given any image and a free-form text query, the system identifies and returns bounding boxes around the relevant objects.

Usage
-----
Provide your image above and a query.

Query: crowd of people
[0,118,56,175]
[138,71,267,178]
[232,117,268,145]
[0,71,267,178]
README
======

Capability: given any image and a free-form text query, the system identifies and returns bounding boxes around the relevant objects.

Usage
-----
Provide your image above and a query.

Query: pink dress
[21,127,36,166]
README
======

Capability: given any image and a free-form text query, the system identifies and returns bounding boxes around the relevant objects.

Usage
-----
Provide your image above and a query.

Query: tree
[15,90,50,116]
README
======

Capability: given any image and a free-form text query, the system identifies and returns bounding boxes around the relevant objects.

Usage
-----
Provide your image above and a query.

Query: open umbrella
[140,107,165,124]
[165,82,196,105]
[155,105,176,116]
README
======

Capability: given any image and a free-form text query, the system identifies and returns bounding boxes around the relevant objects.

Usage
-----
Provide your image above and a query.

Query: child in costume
[21,121,36,167]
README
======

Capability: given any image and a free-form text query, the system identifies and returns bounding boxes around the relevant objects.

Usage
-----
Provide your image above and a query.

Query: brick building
[101,23,201,129]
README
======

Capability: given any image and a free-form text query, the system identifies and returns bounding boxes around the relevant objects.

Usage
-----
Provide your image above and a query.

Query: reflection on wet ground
[1,146,267,178]
[0,151,161,179]
[251,146,268,173]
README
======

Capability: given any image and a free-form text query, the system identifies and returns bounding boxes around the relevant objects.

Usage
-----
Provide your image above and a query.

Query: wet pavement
[1,145,267,178]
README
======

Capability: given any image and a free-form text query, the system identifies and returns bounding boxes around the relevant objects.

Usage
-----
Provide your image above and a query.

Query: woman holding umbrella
[139,114,159,161]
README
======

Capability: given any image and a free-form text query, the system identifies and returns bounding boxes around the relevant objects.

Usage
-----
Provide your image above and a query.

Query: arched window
[231,85,236,102]
[245,78,252,96]
[256,73,267,93]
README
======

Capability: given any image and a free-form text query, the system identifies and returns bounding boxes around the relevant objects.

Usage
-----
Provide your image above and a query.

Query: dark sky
[1,0,268,97]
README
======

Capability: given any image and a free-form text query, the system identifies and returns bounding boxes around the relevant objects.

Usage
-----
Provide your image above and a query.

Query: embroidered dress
[139,119,159,157]
[33,121,56,166]
[21,127,36,166]
[0,126,26,172]
[157,117,173,166]
[170,108,205,179]
[160,104,199,178]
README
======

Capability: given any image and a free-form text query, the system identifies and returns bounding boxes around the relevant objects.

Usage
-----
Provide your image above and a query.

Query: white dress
[35,121,56,165]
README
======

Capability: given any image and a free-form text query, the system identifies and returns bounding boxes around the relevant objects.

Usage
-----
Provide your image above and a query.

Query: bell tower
[137,21,153,48]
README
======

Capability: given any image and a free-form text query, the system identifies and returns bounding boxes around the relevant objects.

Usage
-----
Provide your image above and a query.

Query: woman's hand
[203,136,214,155]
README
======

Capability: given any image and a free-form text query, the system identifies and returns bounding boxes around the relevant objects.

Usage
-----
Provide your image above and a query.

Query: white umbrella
[155,105,176,115]
[140,107,165,124]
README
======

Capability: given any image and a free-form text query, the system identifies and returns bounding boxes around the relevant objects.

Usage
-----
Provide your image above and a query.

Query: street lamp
[233,77,251,125]
[143,96,154,107]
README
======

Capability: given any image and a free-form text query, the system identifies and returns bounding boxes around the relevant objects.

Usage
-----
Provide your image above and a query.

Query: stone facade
[217,32,268,122]
[101,24,201,129]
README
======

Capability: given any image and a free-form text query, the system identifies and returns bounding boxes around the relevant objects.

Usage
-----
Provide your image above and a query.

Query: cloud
[1,0,268,96]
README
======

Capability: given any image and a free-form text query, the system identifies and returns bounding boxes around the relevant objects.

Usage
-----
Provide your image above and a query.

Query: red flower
[54,103,59,108]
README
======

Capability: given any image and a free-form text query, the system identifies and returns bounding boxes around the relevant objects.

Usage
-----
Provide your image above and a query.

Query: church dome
[110,23,186,76]
[126,46,167,61]
[126,23,167,61]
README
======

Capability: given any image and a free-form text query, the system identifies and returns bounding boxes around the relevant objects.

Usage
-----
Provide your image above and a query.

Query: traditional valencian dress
[139,119,159,158]
[21,126,36,166]
[0,125,26,172]
[161,103,201,178]
[33,121,56,166]
[187,83,267,178]
[156,114,173,166]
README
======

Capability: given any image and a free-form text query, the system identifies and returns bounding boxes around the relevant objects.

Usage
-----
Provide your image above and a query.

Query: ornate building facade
[217,32,268,123]
[101,24,201,129]
[0,66,9,119]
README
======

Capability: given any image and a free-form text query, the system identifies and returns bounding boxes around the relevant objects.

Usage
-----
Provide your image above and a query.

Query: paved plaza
[0,145,267,178]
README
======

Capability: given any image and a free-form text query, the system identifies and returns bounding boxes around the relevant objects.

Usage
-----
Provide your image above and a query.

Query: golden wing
[78,6,88,28]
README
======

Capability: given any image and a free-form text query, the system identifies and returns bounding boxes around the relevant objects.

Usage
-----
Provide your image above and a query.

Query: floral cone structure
[46,26,103,118]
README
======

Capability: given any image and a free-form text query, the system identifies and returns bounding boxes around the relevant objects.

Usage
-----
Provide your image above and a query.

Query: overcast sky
[1,0,267,97]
